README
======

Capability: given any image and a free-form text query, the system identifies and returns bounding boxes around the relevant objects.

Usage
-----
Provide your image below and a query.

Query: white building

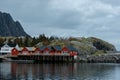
[0,43,18,55]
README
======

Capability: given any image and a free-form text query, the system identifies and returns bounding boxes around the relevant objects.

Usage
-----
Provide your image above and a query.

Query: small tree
[0,38,4,44]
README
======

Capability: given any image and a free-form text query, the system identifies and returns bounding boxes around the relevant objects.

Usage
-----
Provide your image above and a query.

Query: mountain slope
[0,11,29,37]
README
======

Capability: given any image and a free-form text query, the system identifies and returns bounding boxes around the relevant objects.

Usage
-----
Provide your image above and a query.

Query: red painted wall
[62,47,69,52]
[11,48,19,55]
[70,51,78,56]
[43,47,51,53]
[34,48,40,53]
[21,47,29,54]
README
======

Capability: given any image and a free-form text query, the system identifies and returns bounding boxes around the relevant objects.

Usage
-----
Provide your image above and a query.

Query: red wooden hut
[40,46,54,55]
[67,46,78,56]
[33,47,40,54]
[62,47,69,53]
[61,46,78,56]
[11,48,19,56]
[21,47,35,55]
[53,46,62,55]
[21,47,29,55]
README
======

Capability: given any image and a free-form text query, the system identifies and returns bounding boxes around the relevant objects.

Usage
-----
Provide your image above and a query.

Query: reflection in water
[0,62,120,80]
[0,62,77,80]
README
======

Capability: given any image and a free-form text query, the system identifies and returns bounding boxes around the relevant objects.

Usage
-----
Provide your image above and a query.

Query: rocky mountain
[0,11,29,37]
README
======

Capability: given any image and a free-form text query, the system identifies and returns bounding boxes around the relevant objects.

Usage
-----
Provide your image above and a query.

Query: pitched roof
[40,46,53,51]
[2,43,10,48]
[15,44,21,51]
[67,46,77,51]
[53,45,61,51]
[40,46,46,51]
[39,46,78,52]
[0,43,17,48]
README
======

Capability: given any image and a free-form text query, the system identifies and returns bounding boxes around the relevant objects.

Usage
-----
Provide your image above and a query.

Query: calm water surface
[0,62,120,80]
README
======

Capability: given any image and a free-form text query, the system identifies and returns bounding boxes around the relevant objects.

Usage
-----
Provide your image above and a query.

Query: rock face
[87,54,120,63]
[0,11,29,37]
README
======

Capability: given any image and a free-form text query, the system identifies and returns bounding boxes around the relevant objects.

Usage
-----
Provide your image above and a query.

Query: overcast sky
[0,0,120,50]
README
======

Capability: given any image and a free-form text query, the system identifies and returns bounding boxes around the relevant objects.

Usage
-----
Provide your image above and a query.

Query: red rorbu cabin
[11,48,19,56]
[33,47,40,54]
[53,46,61,55]
[21,47,29,55]
[61,46,78,56]
[67,46,78,56]
[44,47,50,52]
[50,47,55,55]
[62,47,69,53]
[21,47,35,55]
[40,46,53,55]
[43,47,52,55]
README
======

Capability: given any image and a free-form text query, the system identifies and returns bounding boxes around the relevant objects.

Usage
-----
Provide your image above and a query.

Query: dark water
[0,62,120,80]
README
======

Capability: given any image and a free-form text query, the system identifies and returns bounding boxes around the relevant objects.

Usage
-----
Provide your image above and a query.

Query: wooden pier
[12,55,76,62]
[0,53,77,62]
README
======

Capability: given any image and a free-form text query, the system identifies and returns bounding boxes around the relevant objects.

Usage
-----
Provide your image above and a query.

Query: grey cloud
[99,0,120,6]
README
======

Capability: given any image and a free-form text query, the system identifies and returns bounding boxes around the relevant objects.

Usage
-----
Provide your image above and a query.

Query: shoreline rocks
[78,54,120,63]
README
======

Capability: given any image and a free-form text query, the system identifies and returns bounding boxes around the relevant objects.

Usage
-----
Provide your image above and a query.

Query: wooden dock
[17,55,75,62]
[0,54,77,62]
